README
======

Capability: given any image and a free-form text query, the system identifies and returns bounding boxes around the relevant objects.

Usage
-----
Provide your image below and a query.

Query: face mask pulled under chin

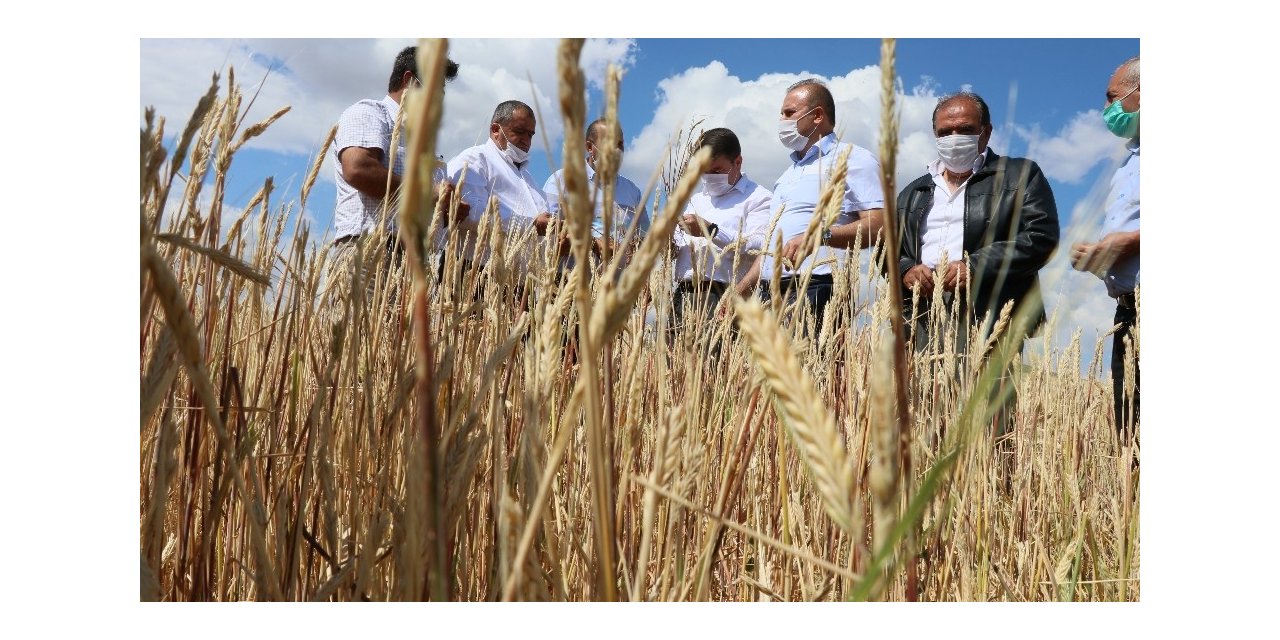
[498,128,530,164]
[701,173,733,197]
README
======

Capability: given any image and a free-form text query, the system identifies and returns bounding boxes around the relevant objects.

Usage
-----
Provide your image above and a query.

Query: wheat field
[138,38,1138,603]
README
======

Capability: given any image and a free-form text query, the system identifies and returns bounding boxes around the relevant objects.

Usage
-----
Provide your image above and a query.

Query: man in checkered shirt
[325,46,459,327]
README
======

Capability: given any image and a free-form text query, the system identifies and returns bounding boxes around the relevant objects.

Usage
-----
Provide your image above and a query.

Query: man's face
[780,89,821,135]
[1106,69,1140,113]
[586,128,625,166]
[706,154,743,185]
[933,99,992,152]
[492,109,536,152]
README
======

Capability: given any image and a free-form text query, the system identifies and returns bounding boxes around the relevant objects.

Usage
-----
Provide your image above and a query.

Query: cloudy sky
[140,37,1138,364]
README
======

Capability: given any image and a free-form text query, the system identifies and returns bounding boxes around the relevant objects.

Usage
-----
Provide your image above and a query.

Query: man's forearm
[734,255,763,296]
[1106,230,1140,260]
[826,208,885,249]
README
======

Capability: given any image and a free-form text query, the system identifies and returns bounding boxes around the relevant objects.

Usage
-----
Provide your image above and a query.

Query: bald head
[1114,56,1140,89]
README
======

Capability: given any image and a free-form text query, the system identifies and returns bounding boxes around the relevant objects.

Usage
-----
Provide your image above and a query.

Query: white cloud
[1015,110,1127,184]
[140,38,639,185]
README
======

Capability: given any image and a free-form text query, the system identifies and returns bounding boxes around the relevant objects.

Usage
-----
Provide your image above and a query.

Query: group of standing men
[328,46,1140,440]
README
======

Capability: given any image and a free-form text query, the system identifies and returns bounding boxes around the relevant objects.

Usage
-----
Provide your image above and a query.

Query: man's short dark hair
[388,46,459,93]
[697,127,741,161]
[932,91,991,129]
[786,78,836,126]
[492,100,534,125]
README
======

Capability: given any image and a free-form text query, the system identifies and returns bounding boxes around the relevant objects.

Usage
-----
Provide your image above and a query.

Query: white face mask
[701,173,733,197]
[498,126,530,165]
[936,134,982,173]
[777,106,818,152]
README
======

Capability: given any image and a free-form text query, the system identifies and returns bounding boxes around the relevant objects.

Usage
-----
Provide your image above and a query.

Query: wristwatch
[821,228,833,246]
[706,222,719,238]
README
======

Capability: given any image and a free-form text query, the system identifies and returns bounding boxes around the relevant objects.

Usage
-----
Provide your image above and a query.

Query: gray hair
[786,78,836,126]
[491,100,533,126]
[1115,56,1140,88]
[932,91,992,129]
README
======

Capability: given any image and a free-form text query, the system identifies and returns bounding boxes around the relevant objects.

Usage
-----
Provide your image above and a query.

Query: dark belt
[1116,292,1137,309]
[762,273,834,294]
[333,234,404,254]
[676,280,729,295]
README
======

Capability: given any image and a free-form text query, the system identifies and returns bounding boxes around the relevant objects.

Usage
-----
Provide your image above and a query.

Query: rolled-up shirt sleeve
[844,149,886,214]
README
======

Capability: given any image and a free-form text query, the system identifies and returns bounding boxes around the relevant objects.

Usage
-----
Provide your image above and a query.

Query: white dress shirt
[543,162,647,242]
[673,174,773,284]
[920,148,990,268]
[443,139,549,266]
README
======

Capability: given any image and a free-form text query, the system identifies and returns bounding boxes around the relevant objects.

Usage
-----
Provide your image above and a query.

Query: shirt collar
[585,161,597,182]
[728,173,754,196]
[790,132,839,163]
[926,147,990,177]
[382,95,400,118]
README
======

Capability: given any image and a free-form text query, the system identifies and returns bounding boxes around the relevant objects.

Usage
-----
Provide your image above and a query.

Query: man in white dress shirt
[671,127,773,328]
[543,118,647,266]
[764,79,886,333]
[442,99,557,274]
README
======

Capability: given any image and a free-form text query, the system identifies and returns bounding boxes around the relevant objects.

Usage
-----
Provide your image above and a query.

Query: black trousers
[1112,294,1140,442]
[672,280,729,330]
[758,274,835,334]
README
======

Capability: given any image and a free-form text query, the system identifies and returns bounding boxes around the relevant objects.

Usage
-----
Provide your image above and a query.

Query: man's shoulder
[833,139,881,169]
[901,171,934,193]
[544,168,566,191]
[740,176,773,199]
[340,98,392,120]
[987,152,1041,173]
[617,173,642,194]
[447,143,492,167]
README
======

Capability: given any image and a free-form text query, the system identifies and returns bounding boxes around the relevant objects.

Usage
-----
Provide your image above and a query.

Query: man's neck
[943,168,973,188]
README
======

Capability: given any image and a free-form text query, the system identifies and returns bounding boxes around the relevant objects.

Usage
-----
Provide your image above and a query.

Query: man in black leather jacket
[896,92,1059,351]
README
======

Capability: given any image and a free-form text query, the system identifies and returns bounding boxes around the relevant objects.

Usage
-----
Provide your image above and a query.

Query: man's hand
[1072,230,1139,275]
[436,182,470,224]
[1072,230,1138,276]
[902,264,935,297]
[534,212,554,237]
[941,260,968,292]
[681,213,712,237]
[1070,242,1098,273]
[780,235,814,270]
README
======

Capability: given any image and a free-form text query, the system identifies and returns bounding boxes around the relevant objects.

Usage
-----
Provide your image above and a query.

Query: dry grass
[138,38,1140,602]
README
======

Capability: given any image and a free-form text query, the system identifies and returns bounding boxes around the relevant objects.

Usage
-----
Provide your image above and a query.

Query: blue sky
[140,37,1138,359]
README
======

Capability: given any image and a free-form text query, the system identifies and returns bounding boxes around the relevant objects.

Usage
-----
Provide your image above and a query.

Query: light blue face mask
[1103,85,1139,138]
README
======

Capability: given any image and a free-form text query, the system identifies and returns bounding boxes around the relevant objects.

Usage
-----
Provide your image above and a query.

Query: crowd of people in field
[326,46,1141,441]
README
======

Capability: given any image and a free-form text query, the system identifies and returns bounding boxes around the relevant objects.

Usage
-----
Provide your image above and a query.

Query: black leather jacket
[896,151,1059,328]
